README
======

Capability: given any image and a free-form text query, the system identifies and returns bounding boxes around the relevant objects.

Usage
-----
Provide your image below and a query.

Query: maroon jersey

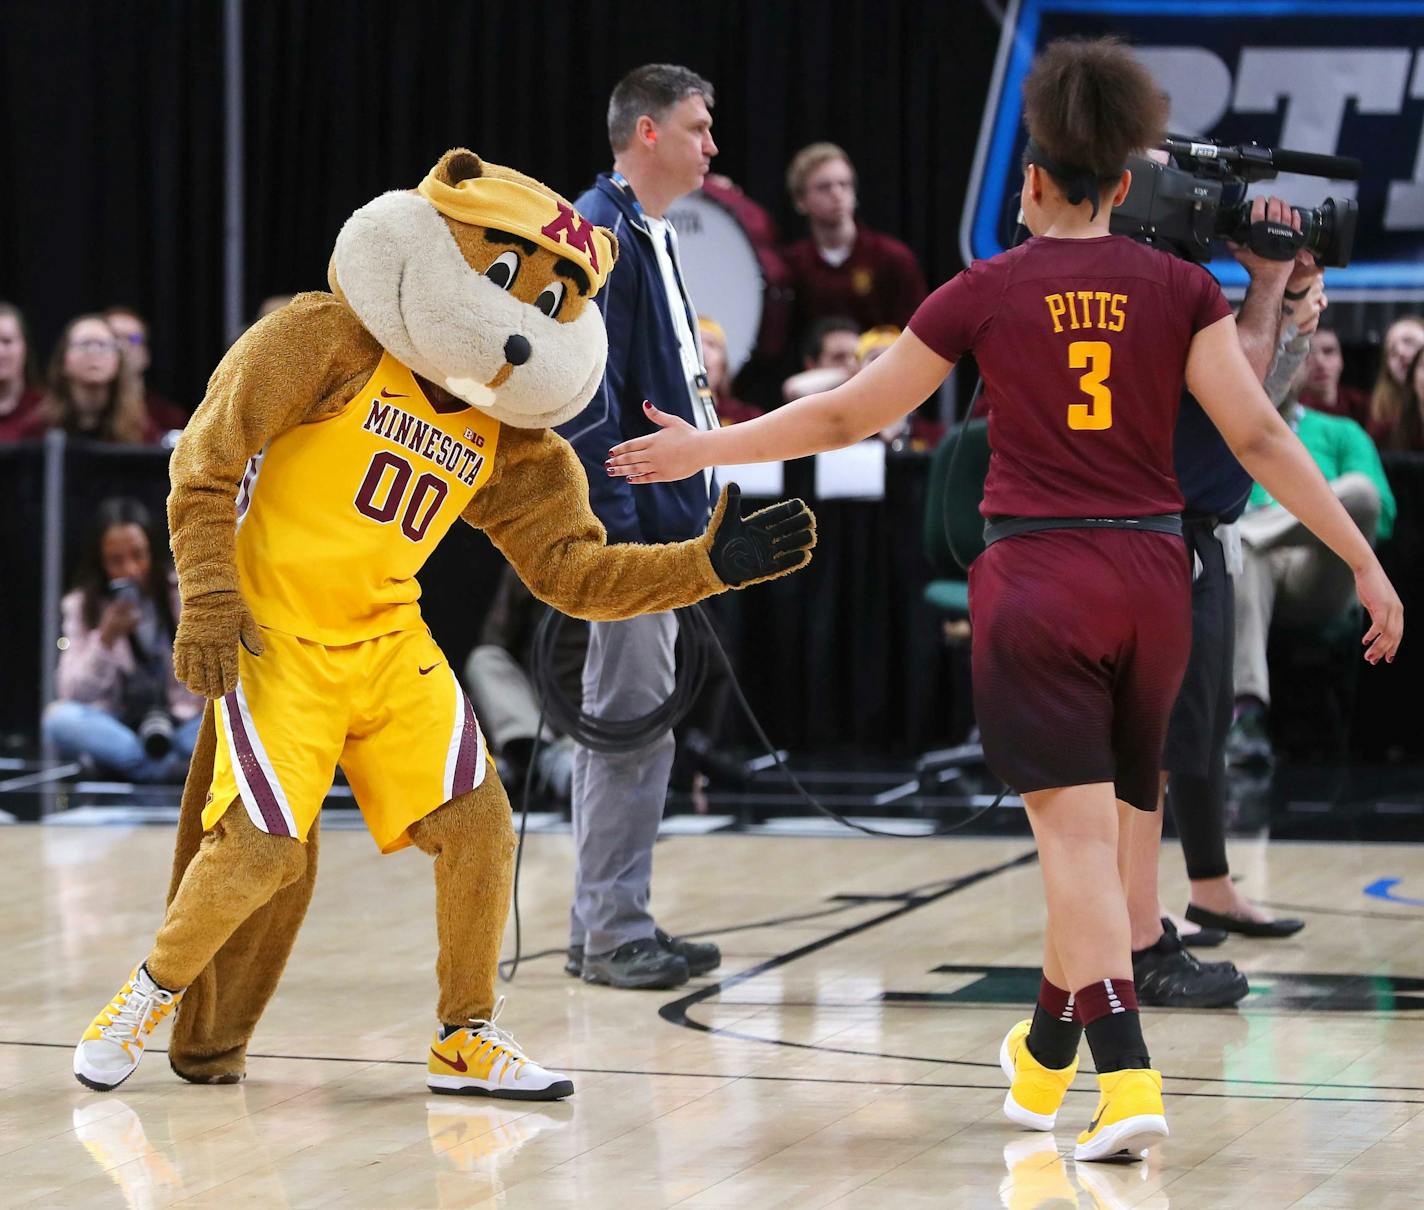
[783,224,928,338]
[909,234,1230,518]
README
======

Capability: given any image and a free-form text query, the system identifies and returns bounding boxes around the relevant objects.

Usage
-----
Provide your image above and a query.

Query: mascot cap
[418,172,614,295]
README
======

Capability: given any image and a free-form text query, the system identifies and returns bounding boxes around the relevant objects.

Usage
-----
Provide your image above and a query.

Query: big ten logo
[1138,45,1424,230]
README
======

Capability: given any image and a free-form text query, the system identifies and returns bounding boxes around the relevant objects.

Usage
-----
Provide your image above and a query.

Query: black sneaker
[564,945,583,978]
[582,937,689,989]
[1226,708,1273,769]
[655,929,720,976]
[1134,925,1249,1008]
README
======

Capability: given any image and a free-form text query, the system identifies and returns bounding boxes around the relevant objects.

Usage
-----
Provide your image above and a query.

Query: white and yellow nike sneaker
[74,964,185,1092]
[1000,1018,1079,1131]
[1074,1068,1168,1162]
[427,998,574,1101]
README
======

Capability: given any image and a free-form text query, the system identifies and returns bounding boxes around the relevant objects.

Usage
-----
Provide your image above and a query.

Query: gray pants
[1233,473,1380,705]
[568,611,677,955]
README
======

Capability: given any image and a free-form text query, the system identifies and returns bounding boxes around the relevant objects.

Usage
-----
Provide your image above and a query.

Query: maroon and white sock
[1025,975,1081,1069]
[1075,978,1150,1072]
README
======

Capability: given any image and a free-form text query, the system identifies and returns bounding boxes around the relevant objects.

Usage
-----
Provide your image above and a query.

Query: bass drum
[665,189,765,378]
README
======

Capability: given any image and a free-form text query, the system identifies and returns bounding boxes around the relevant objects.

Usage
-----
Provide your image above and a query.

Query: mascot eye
[534,281,566,318]
[484,251,520,290]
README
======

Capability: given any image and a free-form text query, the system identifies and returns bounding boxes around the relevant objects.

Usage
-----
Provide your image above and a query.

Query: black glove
[707,484,816,587]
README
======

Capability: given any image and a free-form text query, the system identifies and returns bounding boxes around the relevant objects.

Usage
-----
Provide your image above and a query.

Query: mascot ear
[599,226,619,271]
[431,148,484,187]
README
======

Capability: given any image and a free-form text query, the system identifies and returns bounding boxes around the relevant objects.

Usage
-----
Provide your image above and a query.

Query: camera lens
[138,709,175,759]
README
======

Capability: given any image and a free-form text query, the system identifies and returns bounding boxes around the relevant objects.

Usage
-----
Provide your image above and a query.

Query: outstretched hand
[706,484,816,587]
[606,401,710,484]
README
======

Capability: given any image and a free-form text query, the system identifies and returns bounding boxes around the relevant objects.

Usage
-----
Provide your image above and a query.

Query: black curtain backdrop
[1,1,1001,407]
[0,1,226,410]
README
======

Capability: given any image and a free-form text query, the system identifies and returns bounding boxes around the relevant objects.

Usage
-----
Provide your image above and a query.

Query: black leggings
[1161,521,1232,881]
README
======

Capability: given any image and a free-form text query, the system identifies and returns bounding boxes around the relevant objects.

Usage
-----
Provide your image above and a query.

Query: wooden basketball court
[3,821,1422,1208]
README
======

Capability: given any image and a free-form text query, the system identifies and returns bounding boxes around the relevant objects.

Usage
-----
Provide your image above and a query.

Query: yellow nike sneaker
[427,998,574,1101]
[74,964,185,1092]
[1000,1018,1079,1131]
[1074,1068,1168,1162]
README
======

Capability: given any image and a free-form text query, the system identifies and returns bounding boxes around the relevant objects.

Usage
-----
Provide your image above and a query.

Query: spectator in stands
[1299,315,1369,427]
[781,315,861,402]
[36,315,157,444]
[1395,346,1424,453]
[103,306,188,432]
[1228,281,1397,767]
[699,316,761,424]
[1369,314,1424,448]
[781,143,927,353]
[43,498,202,782]
[0,301,44,442]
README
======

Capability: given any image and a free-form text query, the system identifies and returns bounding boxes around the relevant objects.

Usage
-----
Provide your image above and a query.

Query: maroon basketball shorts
[967,529,1191,811]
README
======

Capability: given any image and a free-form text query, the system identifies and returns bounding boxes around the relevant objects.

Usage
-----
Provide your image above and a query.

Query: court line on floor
[657,851,1424,1100]
[7,1039,1421,1106]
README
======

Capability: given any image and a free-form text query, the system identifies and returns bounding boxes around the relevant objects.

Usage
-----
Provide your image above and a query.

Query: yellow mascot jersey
[234,352,501,644]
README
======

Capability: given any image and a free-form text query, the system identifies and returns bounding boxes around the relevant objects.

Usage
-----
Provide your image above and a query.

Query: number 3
[1068,340,1112,431]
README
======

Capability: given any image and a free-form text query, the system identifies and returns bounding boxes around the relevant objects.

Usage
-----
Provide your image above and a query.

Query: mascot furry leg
[157,706,320,1083]
[155,706,517,1082]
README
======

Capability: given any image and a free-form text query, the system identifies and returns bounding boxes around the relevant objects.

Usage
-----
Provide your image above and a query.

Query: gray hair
[607,64,714,151]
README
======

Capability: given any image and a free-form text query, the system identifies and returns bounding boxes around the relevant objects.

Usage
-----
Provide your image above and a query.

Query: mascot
[73,149,815,1100]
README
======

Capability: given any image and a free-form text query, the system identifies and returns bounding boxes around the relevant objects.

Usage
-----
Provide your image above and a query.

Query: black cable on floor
[498,603,1010,982]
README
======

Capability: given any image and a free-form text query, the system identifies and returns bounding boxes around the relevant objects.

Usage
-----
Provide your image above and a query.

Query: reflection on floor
[3,811,1423,1208]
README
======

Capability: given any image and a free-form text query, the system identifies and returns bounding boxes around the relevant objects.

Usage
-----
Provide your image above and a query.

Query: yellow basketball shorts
[206,626,488,853]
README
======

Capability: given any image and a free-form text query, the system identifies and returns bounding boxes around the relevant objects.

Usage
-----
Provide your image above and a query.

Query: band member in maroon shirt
[606,37,1401,1161]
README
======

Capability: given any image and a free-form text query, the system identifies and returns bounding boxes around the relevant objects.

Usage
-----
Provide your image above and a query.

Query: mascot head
[330,148,618,429]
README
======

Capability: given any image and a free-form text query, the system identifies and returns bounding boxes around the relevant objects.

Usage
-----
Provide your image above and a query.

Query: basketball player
[604,36,1403,1160]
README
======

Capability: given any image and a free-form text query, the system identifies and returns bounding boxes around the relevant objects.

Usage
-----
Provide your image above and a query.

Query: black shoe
[1159,918,1238,975]
[1134,926,1249,1008]
[1173,923,1228,948]
[655,929,720,976]
[1185,903,1306,938]
[564,945,584,978]
[1226,708,1274,769]
[582,937,689,989]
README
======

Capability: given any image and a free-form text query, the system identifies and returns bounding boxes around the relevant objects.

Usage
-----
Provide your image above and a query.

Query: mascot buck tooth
[73,149,816,1099]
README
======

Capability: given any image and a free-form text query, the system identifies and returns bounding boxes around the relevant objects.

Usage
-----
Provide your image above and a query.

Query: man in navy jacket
[555,64,724,989]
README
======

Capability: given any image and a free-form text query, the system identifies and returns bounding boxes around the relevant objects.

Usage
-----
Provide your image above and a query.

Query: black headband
[1023,138,1123,221]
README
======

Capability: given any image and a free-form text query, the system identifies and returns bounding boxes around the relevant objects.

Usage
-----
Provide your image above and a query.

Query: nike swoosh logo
[419,663,440,675]
[431,1048,468,1073]
[1087,1109,1105,1134]
[380,387,408,399]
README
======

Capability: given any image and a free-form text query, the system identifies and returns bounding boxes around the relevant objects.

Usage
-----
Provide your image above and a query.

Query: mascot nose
[503,334,532,366]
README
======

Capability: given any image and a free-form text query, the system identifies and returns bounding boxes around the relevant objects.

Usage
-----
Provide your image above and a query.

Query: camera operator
[1123,197,1316,1004]
[43,498,201,782]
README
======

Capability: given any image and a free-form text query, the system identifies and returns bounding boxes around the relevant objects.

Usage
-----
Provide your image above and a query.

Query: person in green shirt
[1229,285,1395,766]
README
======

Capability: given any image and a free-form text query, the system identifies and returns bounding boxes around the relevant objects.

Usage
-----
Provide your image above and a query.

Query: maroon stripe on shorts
[452,693,479,796]
[223,690,291,836]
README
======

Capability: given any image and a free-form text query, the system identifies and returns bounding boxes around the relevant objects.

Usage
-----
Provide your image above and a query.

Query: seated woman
[44,498,202,782]
[34,314,159,444]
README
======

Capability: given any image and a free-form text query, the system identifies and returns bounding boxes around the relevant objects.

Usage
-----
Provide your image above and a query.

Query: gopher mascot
[73,149,815,1099]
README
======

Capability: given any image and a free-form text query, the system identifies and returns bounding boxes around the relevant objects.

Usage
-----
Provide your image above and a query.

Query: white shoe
[74,964,185,1092]
[427,997,574,1101]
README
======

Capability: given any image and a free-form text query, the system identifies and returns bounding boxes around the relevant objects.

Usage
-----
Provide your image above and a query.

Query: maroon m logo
[540,204,600,274]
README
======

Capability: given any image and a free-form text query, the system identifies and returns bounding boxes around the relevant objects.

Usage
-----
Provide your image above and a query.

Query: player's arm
[168,296,377,696]
[606,329,951,483]
[462,428,814,618]
[1186,315,1402,663]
